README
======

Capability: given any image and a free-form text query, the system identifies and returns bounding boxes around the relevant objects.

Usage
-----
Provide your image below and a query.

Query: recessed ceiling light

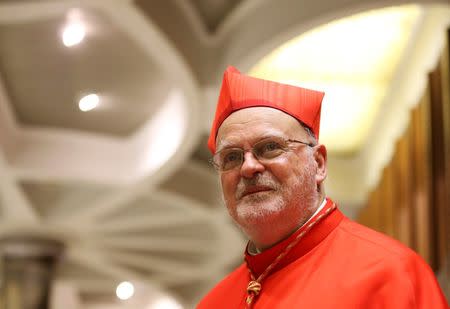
[62,22,85,47]
[116,281,134,300]
[78,94,99,112]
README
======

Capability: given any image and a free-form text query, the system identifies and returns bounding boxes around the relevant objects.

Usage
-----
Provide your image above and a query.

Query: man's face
[215,107,325,238]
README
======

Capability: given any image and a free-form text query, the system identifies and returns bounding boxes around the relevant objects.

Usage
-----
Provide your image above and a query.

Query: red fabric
[207,66,325,153]
[197,198,448,308]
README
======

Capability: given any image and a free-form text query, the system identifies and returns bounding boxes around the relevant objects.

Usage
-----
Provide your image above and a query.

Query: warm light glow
[62,22,85,47]
[78,94,99,112]
[116,281,134,300]
[142,89,187,172]
[249,5,421,155]
[149,297,183,309]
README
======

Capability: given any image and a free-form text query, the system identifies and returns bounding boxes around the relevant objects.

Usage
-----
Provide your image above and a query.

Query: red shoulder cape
[198,198,448,308]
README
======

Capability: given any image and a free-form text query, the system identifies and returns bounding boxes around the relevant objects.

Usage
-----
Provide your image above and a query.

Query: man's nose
[240,152,265,178]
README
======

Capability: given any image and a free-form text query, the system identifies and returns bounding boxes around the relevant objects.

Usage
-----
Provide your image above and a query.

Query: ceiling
[250,5,421,155]
[0,0,448,308]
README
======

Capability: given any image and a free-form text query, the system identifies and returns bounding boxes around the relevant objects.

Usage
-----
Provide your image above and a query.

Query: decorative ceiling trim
[173,0,216,46]
[219,0,450,72]
[0,0,201,189]
[172,0,263,46]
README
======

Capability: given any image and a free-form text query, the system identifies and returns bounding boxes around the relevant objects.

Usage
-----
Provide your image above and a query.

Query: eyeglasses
[211,137,315,171]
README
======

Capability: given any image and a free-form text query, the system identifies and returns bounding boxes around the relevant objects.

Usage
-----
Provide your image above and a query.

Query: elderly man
[197,66,447,308]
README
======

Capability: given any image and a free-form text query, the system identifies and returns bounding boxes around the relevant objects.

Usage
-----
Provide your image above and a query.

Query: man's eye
[223,151,241,163]
[262,141,282,152]
[258,141,284,157]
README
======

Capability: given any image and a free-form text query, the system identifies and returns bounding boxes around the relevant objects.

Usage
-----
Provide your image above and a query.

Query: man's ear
[314,144,327,184]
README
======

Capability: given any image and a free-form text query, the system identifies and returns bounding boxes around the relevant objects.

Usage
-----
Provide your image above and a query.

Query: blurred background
[0,0,448,308]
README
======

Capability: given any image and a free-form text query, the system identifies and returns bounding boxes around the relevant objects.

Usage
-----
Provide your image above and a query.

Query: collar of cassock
[244,198,343,279]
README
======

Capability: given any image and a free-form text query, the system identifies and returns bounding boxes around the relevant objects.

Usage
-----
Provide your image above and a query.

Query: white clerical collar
[248,198,327,255]
[303,198,327,226]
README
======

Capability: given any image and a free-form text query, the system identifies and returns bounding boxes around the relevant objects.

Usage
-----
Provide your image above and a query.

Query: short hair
[298,120,317,144]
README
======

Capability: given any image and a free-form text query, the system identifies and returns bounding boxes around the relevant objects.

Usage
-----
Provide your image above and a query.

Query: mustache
[236,174,280,199]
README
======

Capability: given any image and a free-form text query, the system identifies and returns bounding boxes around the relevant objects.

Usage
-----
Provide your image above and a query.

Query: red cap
[208,66,325,153]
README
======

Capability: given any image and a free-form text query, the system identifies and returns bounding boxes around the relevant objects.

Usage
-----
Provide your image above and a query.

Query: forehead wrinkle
[215,107,307,151]
[217,126,288,152]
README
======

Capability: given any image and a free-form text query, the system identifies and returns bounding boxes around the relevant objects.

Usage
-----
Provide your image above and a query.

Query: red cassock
[197,198,448,308]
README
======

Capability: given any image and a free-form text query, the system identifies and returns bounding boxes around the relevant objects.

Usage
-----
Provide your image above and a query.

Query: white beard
[235,184,285,225]
[223,158,319,233]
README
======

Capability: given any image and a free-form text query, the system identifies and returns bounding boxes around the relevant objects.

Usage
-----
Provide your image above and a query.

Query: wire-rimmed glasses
[211,137,315,172]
